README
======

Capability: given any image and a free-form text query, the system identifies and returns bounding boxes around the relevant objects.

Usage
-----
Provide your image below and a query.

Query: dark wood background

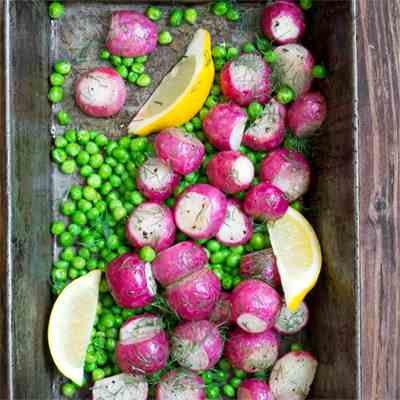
[1,0,400,399]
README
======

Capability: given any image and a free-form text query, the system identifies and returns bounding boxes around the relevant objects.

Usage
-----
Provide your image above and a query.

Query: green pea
[61,247,75,261]
[169,8,184,26]
[99,48,110,60]
[214,58,225,71]
[72,256,86,270]
[201,370,213,384]
[131,191,145,205]
[253,370,267,379]
[106,338,117,352]
[87,174,102,189]
[89,154,104,169]
[61,382,76,398]
[106,234,120,250]
[206,240,220,253]
[226,46,239,60]
[49,72,64,86]
[67,223,81,236]
[184,8,198,24]
[51,148,67,164]
[191,116,202,130]
[84,362,97,373]
[61,159,77,175]
[55,136,67,148]
[206,95,218,109]
[95,134,109,147]
[51,220,65,236]
[222,275,233,290]
[59,232,74,247]
[212,1,228,16]
[76,130,89,145]
[112,207,126,221]
[230,377,242,388]
[214,370,228,382]
[247,101,263,120]
[212,45,226,59]
[86,208,100,221]
[234,368,246,378]
[242,42,256,53]
[86,141,99,155]
[54,260,69,270]
[54,59,71,75]
[116,65,128,79]
[206,384,220,399]
[226,8,240,21]
[300,0,313,10]
[277,86,295,104]
[226,253,241,268]
[111,55,122,67]
[57,110,71,126]
[127,71,139,84]
[250,233,266,250]
[264,50,278,64]
[158,31,173,45]
[139,246,156,262]
[92,368,105,381]
[100,313,115,329]
[109,175,122,188]
[146,5,162,21]
[291,343,303,352]
[72,210,87,226]
[65,143,80,158]
[83,186,97,201]
[130,137,147,152]
[68,268,79,280]
[232,245,244,255]
[135,55,148,64]
[75,151,89,167]
[131,63,145,75]
[52,268,67,282]
[48,86,64,103]
[213,268,224,280]
[312,64,327,78]
[112,147,129,162]
[223,384,235,397]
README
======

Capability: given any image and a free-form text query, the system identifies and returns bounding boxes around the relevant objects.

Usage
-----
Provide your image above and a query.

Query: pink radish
[202,104,248,151]
[106,11,157,57]
[115,314,169,374]
[154,128,205,175]
[261,1,305,45]
[225,327,279,373]
[237,378,274,400]
[92,373,148,400]
[166,268,221,321]
[270,351,318,400]
[126,202,176,251]
[152,241,208,287]
[243,98,286,151]
[74,67,126,118]
[174,184,227,240]
[274,301,309,335]
[216,199,253,247]
[209,292,233,325]
[231,279,281,333]
[240,248,281,288]
[171,320,223,371]
[274,44,314,98]
[156,369,205,400]
[106,253,156,309]
[221,53,272,106]
[243,182,288,221]
[260,148,311,202]
[136,157,180,201]
[287,91,328,137]
[206,151,254,194]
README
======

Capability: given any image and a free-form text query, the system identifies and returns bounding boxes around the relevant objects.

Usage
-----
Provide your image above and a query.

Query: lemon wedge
[128,28,214,136]
[48,270,101,385]
[268,207,322,312]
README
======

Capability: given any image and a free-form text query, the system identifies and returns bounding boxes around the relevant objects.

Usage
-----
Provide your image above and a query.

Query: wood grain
[357,1,400,399]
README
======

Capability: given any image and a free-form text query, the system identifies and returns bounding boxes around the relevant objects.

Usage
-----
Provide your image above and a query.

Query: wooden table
[0,1,399,399]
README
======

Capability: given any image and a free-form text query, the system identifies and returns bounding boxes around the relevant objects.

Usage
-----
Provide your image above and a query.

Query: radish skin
[92,373,148,400]
[126,202,176,251]
[166,268,221,321]
[243,99,286,151]
[221,53,272,106]
[115,314,169,374]
[209,291,233,325]
[274,44,314,98]
[237,378,274,400]
[174,184,227,240]
[74,67,127,118]
[202,104,248,151]
[287,92,328,137]
[240,248,281,288]
[206,151,254,194]
[225,328,279,373]
[243,183,288,221]
[216,199,253,247]
[106,253,156,309]
[274,301,309,335]
[152,241,208,287]
[259,148,311,202]
[136,157,180,201]
[261,1,305,45]
[171,320,223,371]
[231,279,281,333]
[106,11,157,57]
[270,351,318,400]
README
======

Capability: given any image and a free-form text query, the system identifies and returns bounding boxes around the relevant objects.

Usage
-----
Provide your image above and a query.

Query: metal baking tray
[3,0,357,398]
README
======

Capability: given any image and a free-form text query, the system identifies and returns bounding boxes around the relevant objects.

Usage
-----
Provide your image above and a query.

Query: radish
[261,1,305,45]
[231,279,281,333]
[243,182,288,221]
[106,253,156,309]
[166,268,221,321]
[126,202,176,251]
[243,98,286,151]
[174,184,227,240]
[240,248,281,289]
[156,369,205,400]
[106,11,157,57]
[216,199,253,247]
[274,44,314,98]
[209,291,233,325]
[287,91,328,137]
[202,104,248,151]
[221,53,272,106]
[206,151,254,194]
[154,128,205,175]
[152,241,208,287]
[74,67,126,118]
[274,301,309,335]
[115,314,169,375]
[237,378,274,400]
[259,148,311,202]
[136,157,180,201]
[270,351,318,400]
[92,373,148,400]
[171,320,223,371]
[225,327,279,373]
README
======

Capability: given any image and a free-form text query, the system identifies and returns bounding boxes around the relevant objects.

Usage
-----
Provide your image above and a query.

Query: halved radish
[274,301,309,335]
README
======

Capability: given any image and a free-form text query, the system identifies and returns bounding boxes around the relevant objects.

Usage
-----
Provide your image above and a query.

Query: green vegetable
[300,0,313,10]
[277,86,295,104]
[50,72,64,86]
[48,86,64,103]
[92,368,105,381]
[61,159,77,175]
[207,384,220,399]
[201,370,214,384]
[312,64,327,78]
[111,55,122,67]
[99,48,111,60]
[211,2,228,16]
[136,74,152,87]
[291,343,303,351]
[54,60,72,75]
[214,58,225,71]
[226,46,239,60]
[59,232,74,247]
[247,101,263,120]
[214,370,228,382]
[135,55,148,64]
[233,368,246,378]
[169,9,184,27]
[226,8,240,22]
[48,2,64,19]
[184,8,198,25]
[223,384,235,397]
[158,31,173,45]
[146,5,162,21]
[51,149,67,164]
[51,220,65,236]
[139,246,156,262]
[264,50,278,64]
[57,110,71,126]
[242,42,256,53]
[230,377,242,388]
[116,65,128,79]
[212,45,226,59]
[61,383,76,398]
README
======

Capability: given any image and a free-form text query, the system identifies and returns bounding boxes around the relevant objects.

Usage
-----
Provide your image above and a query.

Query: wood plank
[357,0,400,399]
